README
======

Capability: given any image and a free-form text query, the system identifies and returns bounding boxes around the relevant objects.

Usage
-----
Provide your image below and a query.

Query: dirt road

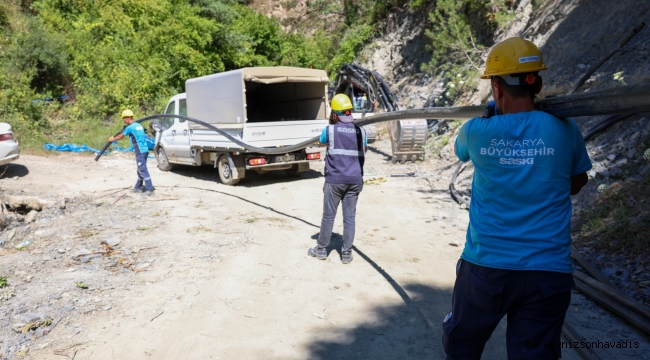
[0,142,645,359]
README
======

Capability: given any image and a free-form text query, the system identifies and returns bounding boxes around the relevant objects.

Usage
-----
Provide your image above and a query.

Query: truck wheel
[218,155,240,185]
[156,147,173,171]
[285,165,303,177]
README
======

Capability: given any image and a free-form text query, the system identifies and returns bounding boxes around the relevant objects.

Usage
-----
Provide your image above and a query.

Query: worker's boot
[308,247,327,260]
[141,189,155,196]
[131,187,144,193]
[341,251,353,264]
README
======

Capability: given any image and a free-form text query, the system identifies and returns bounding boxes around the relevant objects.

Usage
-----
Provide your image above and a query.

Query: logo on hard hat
[519,56,540,64]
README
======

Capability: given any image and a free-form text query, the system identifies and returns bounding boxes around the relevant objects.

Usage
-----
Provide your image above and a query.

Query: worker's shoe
[308,247,327,260]
[141,189,155,196]
[341,251,353,264]
[131,187,144,193]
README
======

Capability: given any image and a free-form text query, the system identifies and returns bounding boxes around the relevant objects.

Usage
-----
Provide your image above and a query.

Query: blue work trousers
[442,259,574,360]
[317,182,363,253]
[134,152,154,191]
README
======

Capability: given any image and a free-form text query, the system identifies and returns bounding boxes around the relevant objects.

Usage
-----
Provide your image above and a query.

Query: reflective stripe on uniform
[328,125,335,152]
[329,149,365,156]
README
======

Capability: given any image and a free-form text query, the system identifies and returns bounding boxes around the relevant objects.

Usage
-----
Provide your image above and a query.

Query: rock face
[361,9,437,110]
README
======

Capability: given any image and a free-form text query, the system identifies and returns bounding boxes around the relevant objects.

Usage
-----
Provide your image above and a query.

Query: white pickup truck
[154,67,330,185]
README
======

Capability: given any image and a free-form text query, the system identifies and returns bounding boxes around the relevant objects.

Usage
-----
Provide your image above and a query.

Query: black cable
[449,161,470,208]
[583,113,634,141]
[95,80,650,162]
[94,114,323,161]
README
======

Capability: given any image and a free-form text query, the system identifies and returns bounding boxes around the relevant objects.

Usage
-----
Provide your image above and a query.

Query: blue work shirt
[122,122,148,155]
[455,110,592,273]
[320,126,368,146]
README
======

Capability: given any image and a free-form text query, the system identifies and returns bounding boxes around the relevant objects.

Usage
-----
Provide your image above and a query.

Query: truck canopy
[186,67,329,129]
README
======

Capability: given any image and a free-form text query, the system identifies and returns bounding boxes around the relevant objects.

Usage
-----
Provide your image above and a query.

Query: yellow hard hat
[121,109,134,118]
[481,37,547,79]
[330,94,354,112]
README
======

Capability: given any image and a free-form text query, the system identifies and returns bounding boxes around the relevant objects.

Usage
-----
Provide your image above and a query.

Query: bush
[0,0,338,151]
[325,23,374,76]
[422,0,515,104]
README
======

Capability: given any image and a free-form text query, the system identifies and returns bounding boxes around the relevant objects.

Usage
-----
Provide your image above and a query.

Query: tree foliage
[0,0,512,150]
[0,0,339,149]
[421,0,516,104]
[423,0,516,72]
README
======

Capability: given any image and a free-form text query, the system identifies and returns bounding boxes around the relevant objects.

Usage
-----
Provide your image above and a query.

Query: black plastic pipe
[96,81,650,162]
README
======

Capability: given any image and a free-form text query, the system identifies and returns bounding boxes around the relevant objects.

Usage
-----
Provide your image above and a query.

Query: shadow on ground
[307,232,450,358]
[0,163,29,179]
[310,232,343,259]
[304,282,449,359]
[367,145,393,161]
[301,243,515,359]
[168,163,322,187]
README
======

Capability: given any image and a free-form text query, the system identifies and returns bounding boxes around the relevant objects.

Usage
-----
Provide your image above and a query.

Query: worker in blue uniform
[108,109,155,196]
[442,37,592,360]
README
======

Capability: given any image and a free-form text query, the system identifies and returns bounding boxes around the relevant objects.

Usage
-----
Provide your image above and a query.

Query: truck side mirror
[150,119,163,133]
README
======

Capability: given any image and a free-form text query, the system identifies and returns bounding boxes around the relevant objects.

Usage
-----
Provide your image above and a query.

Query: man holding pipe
[109,109,155,196]
[308,94,367,264]
[443,37,592,359]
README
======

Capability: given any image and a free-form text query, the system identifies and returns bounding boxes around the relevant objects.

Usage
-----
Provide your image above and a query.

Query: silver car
[0,123,20,165]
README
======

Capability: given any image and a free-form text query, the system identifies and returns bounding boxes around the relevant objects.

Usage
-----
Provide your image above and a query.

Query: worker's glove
[482,100,498,119]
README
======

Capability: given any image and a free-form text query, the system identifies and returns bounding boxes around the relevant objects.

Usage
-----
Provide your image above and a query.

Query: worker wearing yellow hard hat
[109,109,155,195]
[120,109,135,119]
[308,93,367,264]
[443,37,592,359]
[330,93,355,118]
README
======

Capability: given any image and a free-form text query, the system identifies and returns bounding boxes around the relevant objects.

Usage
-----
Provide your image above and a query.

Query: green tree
[0,0,364,150]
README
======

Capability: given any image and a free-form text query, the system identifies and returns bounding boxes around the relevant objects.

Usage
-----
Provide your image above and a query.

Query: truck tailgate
[190,120,328,149]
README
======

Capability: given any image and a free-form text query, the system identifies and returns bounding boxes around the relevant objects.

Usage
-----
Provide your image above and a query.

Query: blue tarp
[44,143,101,153]
[44,136,156,155]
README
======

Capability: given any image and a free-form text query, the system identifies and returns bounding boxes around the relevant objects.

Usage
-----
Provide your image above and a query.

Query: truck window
[163,101,176,129]
[179,99,187,122]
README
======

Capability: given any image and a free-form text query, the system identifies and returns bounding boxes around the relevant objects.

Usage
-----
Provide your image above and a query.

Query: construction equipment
[329,63,428,162]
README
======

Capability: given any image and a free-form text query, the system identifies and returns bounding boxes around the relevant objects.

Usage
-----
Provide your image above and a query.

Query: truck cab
[156,93,196,166]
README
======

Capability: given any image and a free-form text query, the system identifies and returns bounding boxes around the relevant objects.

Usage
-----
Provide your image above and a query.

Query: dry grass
[578,171,650,252]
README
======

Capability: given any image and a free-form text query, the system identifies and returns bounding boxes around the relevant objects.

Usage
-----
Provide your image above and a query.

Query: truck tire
[218,155,240,185]
[285,164,303,177]
[156,147,173,171]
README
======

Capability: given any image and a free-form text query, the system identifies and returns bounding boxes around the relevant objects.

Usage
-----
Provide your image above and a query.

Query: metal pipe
[573,271,650,321]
